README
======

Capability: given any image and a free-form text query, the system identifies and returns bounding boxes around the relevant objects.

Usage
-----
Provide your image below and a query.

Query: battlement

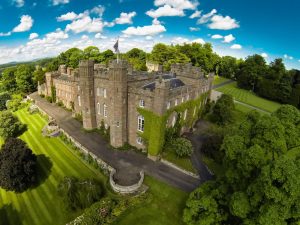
[171,63,205,79]
[79,60,94,67]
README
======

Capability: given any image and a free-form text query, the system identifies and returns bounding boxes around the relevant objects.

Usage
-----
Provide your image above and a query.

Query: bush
[6,94,24,112]
[0,92,11,111]
[210,94,235,125]
[168,138,193,157]
[57,177,103,212]
[0,138,37,192]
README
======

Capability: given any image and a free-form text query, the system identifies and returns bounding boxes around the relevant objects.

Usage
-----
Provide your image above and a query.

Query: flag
[113,39,119,53]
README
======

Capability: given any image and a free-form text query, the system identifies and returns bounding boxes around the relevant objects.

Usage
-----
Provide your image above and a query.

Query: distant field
[0,108,107,225]
[213,76,230,86]
[216,82,281,113]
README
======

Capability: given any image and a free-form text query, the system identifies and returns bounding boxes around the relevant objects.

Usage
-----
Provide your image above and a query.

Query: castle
[40,60,213,158]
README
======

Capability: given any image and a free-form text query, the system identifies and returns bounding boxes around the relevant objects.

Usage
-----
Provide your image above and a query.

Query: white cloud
[223,34,235,43]
[197,9,217,24]
[52,0,69,6]
[171,37,205,45]
[189,10,201,19]
[146,36,153,40]
[230,44,242,49]
[45,29,68,40]
[146,5,185,18]
[13,15,33,32]
[95,33,107,39]
[115,12,136,24]
[298,60,300,63]
[208,15,239,30]
[65,16,104,33]
[189,27,200,31]
[261,53,268,58]
[57,12,78,21]
[154,0,198,10]
[211,34,223,39]
[284,54,293,60]
[122,21,166,36]
[13,0,24,7]
[90,5,105,17]
[191,38,205,44]
[29,33,39,40]
[0,32,12,37]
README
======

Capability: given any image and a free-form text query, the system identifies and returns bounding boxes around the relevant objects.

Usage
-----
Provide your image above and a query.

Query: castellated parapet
[43,59,213,155]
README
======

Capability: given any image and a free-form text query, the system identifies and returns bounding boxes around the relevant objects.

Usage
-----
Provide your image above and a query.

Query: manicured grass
[213,76,230,86]
[115,176,188,225]
[162,151,197,173]
[0,109,107,225]
[216,82,281,113]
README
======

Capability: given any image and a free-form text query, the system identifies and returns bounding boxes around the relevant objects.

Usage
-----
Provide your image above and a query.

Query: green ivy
[137,92,209,156]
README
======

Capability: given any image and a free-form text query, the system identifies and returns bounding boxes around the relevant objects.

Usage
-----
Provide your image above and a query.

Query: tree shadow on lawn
[32,154,53,189]
[0,204,21,225]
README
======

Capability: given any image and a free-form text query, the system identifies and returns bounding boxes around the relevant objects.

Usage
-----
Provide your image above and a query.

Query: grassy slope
[162,150,196,173]
[213,76,230,86]
[115,176,188,225]
[0,109,107,225]
[216,82,281,112]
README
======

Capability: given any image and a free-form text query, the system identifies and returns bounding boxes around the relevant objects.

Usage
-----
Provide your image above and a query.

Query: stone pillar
[108,60,128,148]
[79,60,97,130]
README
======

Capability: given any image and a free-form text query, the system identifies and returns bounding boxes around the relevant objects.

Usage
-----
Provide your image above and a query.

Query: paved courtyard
[29,92,206,192]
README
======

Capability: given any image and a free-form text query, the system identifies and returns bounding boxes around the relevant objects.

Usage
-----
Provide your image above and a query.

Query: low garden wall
[109,169,144,194]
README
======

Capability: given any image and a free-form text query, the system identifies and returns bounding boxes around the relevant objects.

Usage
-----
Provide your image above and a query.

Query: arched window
[78,95,81,107]
[97,102,100,114]
[103,88,107,98]
[103,104,107,117]
[137,115,144,132]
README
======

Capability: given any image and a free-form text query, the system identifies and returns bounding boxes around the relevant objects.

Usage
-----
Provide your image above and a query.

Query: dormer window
[139,99,145,108]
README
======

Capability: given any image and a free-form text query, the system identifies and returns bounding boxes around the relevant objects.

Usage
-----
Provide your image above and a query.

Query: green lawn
[0,108,107,225]
[213,76,230,86]
[216,82,281,112]
[115,176,188,225]
[162,150,197,173]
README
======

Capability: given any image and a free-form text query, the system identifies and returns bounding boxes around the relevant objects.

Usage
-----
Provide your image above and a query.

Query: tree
[0,138,37,192]
[125,48,147,71]
[83,46,100,61]
[167,138,193,157]
[0,111,27,139]
[57,177,103,212]
[0,92,11,111]
[1,67,17,92]
[184,105,300,225]
[218,56,239,79]
[98,50,115,64]
[6,94,23,112]
[33,67,45,85]
[15,64,35,93]
[210,94,235,125]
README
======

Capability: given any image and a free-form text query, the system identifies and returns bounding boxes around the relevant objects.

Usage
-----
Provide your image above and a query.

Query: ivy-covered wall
[137,91,209,156]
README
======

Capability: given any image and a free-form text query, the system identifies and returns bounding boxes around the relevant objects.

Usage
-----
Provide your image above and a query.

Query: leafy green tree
[15,64,35,93]
[6,94,23,111]
[0,138,37,192]
[0,111,27,139]
[33,67,45,85]
[98,49,115,64]
[125,48,147,71]
[83,46,101,61]
[57,177,103,212]
[218,56,239,79]
[1,67,17,92]
[0,92,11,111]
[184,105,300,225]
[210,94,235,125]
[236,54,267,91]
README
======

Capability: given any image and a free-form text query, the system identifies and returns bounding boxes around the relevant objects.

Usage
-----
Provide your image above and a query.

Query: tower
[108,59,128,147]
[79,60,97,129]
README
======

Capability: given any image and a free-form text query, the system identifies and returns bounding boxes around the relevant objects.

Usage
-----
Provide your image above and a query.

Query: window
[186,94,190,101]
[139,99,145,108]
[137,115,145,132]
[181,96,185,103]
[103,104,107,117]
[78,95,81,107]
[175,99,178,106]
[172,116,176,127]
[137,137,143,145]
[103,88,107,98]
[184,109,187,120]
[167,101,171,109]
[97,102,101,114]
[116,121,120,127]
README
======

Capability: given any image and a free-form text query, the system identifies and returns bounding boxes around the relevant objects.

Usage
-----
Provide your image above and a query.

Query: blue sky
[0,0,299,69]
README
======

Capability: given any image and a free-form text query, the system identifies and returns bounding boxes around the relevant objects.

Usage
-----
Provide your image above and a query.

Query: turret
[79,60,97,129]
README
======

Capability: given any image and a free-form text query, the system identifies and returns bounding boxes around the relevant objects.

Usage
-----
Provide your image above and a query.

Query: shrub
[168,138,193,157]
[57,177,103,212]
[0,111,27,140]
[0,138,37,192]
[6,94,24,112]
